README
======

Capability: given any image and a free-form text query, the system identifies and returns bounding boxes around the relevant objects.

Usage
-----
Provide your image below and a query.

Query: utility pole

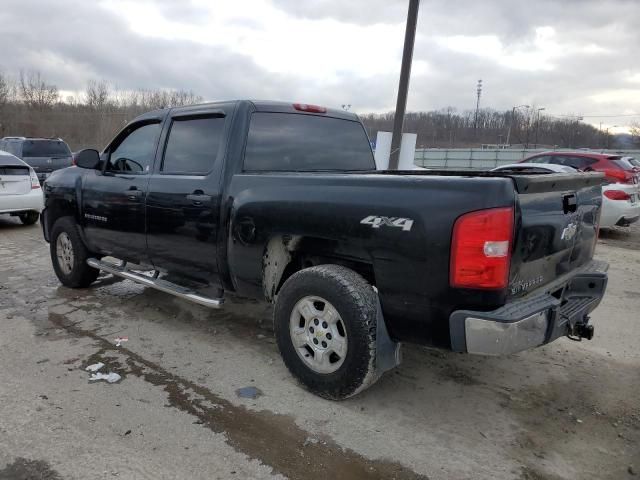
[389,0,419,170]
[473,79,482,133]
[534,107,545,148]
[505,104,529,146]
[605,125,619,149]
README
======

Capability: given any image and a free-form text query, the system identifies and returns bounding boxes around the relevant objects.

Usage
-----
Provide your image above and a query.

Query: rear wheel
[50,217,100,288]
[19,211,39,225]
[274,265,379,400]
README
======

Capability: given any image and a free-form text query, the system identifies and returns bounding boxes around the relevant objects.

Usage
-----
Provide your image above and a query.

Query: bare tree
[0,72,10,107]
[19,70,59,109]
[85,79,111,109]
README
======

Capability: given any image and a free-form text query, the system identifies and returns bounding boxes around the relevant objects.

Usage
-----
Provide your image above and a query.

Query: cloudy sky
[1,0,639,130]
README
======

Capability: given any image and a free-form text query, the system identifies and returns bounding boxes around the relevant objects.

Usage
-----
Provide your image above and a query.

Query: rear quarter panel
[226,172,516,346]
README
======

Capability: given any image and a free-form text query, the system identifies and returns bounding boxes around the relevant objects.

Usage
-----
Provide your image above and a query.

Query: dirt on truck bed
[0,217,638,480]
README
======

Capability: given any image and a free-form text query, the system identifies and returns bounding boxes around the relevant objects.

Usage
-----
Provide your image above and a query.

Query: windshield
[22,140,71,157]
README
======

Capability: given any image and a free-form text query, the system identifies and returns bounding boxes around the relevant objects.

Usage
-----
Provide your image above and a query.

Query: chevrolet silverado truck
[41,100,609,399]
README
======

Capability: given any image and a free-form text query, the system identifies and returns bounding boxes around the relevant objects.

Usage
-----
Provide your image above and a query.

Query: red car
[522,151,640,185]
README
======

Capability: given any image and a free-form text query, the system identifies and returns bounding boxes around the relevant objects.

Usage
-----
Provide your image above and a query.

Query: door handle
[186,193,212,205]
[125,188,143,201]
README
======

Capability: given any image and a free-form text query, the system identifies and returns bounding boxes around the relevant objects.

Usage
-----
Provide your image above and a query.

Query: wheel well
[47,200,76,233]
[262,235,375,302]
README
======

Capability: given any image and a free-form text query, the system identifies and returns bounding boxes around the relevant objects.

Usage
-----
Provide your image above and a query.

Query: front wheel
[50,217,100,288]
[19,211,39,225]
[274,265,380,400]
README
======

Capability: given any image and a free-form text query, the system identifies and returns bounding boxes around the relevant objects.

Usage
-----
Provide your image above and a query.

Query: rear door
[145,107,230,284]
[21,140,73,182]
[82,120,163,263]
[508,173,603,298]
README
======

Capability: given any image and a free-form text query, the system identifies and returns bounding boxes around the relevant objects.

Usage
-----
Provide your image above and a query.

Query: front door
[146,110,228,285]
[82,120,163,263]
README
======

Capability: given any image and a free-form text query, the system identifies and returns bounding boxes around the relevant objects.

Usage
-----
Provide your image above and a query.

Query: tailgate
[508,172,604,298]
[0,166,31,195]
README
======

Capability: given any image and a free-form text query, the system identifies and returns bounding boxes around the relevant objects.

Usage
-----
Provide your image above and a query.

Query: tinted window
[3,141,22,157]
[22,140,71,157]
[162,116,225,174]
[108,123,161,174]
[559,156,594,169]
[526,155,551,164]
[244,113,374,171]
[0,166,29,175]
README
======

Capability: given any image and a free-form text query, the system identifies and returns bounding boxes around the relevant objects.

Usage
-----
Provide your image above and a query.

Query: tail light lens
[450,207,514,289]
[29,170,40,189]
[603,168,633,184]
[603,189,631,201]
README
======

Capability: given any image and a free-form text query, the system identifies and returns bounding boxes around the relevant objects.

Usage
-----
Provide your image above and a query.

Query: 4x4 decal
[360,216,414,231]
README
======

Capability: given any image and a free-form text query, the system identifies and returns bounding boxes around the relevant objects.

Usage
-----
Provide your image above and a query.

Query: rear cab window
[243,112,374,171]
[22,140,71,157]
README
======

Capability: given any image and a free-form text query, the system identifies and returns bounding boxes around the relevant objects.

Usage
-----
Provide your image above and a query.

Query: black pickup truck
[41,100,608,399]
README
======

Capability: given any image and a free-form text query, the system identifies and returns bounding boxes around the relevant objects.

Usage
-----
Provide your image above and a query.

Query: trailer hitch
[567,316,595,341]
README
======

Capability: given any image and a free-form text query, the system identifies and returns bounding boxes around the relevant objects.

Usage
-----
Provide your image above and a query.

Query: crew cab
[41,101,609,399]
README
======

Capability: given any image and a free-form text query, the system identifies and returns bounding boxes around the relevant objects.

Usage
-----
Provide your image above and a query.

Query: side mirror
[75,149,101,170]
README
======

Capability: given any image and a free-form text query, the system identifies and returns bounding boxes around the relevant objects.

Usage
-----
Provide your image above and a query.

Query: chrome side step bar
[87,258,224,308]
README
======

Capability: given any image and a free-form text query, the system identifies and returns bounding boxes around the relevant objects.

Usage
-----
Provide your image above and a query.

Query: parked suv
[523,151,640,185]
[0,137,73,184]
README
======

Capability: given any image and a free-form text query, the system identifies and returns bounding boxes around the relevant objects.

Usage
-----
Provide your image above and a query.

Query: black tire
[19,211,39,225]
[50,216,100,288]
[274,265,379,400]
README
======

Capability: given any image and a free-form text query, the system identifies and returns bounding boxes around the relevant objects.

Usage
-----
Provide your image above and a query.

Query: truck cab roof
[130,100,359,124]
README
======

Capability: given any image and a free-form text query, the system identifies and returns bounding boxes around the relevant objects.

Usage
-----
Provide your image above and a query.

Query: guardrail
[413,148,640,170]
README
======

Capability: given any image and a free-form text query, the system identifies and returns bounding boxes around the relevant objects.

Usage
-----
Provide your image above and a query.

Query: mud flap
[374,294,402,374]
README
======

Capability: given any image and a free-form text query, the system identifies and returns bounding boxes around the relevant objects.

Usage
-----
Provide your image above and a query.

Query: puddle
[0,457,62,480]
[48,311,426,480]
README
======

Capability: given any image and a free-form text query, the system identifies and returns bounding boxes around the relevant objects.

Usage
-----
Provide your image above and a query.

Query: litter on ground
[85,362,105,372]
[89,372,122,384]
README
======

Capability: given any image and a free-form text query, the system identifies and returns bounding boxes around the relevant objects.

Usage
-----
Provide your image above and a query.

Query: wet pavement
[1,216,639,480]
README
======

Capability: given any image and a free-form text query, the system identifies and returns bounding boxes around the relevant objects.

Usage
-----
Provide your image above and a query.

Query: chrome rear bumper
[449,260,608,355]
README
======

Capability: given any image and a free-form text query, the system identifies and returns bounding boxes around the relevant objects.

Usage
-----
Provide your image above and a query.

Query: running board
[87,258,224,308]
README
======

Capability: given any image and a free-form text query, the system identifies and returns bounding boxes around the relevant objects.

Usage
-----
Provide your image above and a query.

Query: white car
[491,163,577,174]
[600,182,640,229]
[0,150,44,225]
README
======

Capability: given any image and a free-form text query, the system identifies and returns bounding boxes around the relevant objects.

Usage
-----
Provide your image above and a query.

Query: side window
[547,155,564,166]
[107,122,161,174]
[528,155,550,164]
[562,156,590,169]
[4,141,21,157]
[162,116,225,175]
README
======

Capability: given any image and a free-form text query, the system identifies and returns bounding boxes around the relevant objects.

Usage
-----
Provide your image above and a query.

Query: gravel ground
[0,217,638,480]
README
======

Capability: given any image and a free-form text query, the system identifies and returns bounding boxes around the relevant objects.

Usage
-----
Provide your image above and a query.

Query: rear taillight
[30,170,40,189]
[603,168,633,184]
[603,190,631,201]
[293,103,327,113]
[450,207,514,289]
